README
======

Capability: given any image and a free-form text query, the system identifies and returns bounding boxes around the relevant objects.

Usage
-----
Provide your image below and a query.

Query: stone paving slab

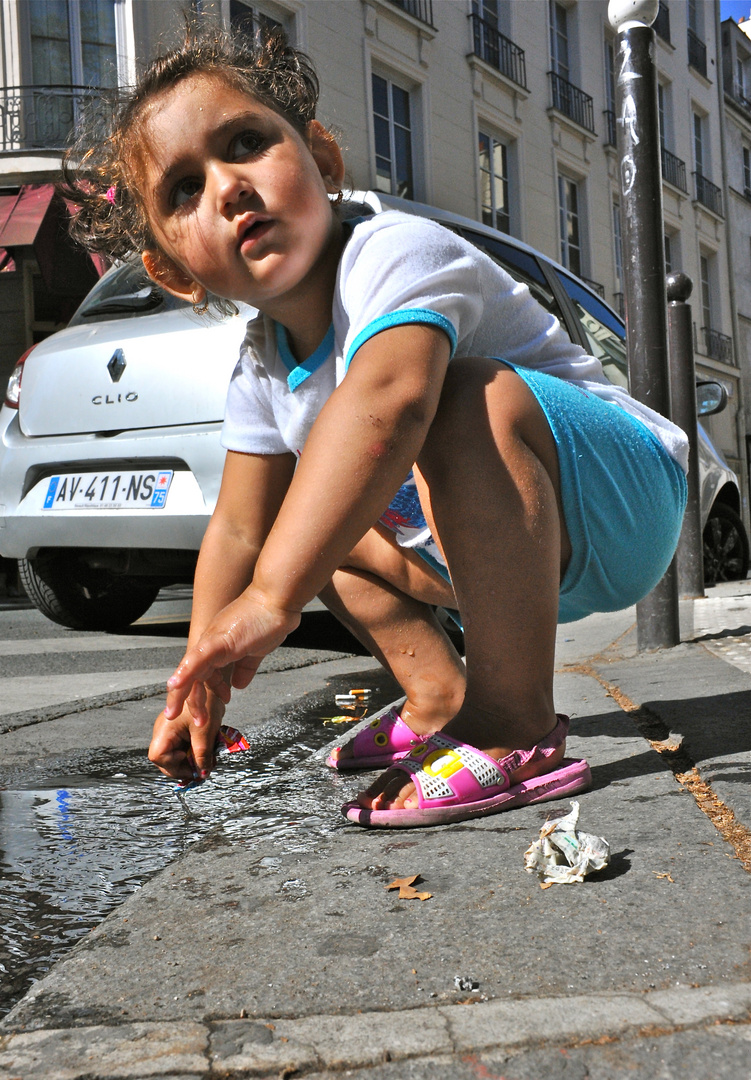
[2,986,751,1079]
[302,1025,751,1080]
[593,641,751,827]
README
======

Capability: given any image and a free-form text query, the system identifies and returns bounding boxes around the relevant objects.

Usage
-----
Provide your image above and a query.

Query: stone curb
[0,652,371,735]
[2,983,750,1078]
[0,683,168,734]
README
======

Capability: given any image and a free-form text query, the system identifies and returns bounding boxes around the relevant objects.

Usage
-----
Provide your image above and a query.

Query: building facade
[0,0,746,514]
[723,9,751,506]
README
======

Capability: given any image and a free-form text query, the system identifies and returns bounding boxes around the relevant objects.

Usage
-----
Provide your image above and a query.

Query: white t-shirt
[222,211,688,562]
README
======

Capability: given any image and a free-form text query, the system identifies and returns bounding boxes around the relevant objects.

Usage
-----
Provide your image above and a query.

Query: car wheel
[702,503,750,586]
[18,552,161,631]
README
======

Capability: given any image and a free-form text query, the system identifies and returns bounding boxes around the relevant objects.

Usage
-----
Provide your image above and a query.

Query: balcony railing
[661,146,688,192]
[549,71,595,133]
[469,14,527,89]
[693,172,723,215]
[0,85,109,152]
[697,326,734,364]
[604,109,617,147]
[654,1,670,44]
[729,80,751,114]
[688,28,707,78]
[582,276,605,299]
[389,0,434,27]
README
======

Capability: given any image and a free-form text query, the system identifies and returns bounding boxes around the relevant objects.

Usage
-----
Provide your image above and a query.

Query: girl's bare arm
[149,449,295,778]
[164,323,451,716]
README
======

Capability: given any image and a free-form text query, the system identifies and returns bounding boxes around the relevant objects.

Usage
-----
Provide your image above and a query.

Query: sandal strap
[392,715,570,808]
[349,706,420,758]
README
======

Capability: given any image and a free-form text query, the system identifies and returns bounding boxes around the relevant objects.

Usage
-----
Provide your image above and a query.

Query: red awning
[0,184,56,247]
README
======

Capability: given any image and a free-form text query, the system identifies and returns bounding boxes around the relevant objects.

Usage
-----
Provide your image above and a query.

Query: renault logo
[107,349,126,383]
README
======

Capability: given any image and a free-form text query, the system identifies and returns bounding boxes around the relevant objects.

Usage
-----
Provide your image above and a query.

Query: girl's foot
[354,707,565,811]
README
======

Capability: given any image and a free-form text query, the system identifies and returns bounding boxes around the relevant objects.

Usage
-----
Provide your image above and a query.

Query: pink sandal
[341,714,591,827]
[326,705,430,771]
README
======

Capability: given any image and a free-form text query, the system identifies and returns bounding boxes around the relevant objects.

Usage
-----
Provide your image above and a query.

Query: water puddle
[0,681,395,1017]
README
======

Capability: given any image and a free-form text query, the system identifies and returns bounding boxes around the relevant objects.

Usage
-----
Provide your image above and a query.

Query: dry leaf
[386,874,432,900]
[652,871,675,883]
[387,874,419,890]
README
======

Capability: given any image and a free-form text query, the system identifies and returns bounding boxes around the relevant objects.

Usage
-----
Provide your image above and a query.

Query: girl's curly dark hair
[60,24,320,266]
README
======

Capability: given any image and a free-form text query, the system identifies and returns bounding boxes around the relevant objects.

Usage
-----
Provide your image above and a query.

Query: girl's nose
[211,162,253,211]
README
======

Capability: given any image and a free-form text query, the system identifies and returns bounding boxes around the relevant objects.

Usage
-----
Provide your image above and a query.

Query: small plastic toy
[173,724,250,794]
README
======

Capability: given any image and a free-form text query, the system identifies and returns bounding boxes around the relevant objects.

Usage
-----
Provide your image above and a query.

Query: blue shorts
[506,362,687,623]
[419,362,687,625]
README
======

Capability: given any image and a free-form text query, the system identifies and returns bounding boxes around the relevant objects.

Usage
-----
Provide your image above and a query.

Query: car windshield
[68,261,190,326]
[460,229,567,325]
[556,272,629,389]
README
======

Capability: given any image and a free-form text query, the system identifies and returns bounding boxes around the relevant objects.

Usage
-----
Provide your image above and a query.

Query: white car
[1,193,747,629]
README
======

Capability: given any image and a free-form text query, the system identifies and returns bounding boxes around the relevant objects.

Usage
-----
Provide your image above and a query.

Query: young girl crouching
[62,28,687,827]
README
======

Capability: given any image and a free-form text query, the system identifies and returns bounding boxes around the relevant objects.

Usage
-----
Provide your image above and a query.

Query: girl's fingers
[188,681,207,714]
[204,670,233,702]
[164,684,192,721]
[189,726,219,777]
[230,656,262,689]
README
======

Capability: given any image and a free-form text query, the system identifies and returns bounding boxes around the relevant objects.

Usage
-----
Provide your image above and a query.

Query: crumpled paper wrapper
[524,801,610,885]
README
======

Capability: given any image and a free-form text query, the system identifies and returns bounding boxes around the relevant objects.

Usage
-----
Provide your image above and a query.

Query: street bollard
[667,272,704,600]
[609,0,680,650]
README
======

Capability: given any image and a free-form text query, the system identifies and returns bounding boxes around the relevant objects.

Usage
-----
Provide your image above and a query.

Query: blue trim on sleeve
[275,321,335,392]
[345,309,458,370]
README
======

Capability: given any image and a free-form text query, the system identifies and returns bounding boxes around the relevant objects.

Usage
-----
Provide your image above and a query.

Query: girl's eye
[171,178,202,208]
[230,131,265,159]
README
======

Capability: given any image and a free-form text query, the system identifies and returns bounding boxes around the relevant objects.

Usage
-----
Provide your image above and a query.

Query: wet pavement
[1,585,751,1077]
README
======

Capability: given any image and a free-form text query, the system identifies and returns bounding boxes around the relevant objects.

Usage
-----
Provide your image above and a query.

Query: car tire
[18,552,161,631]
[702,503,750,586]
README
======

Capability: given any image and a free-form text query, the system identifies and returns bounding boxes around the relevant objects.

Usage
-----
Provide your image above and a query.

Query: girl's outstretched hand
[163,588,301,723]
[149,693,225,781]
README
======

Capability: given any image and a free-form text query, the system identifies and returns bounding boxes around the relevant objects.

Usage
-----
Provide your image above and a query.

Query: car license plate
[42,470,174,510]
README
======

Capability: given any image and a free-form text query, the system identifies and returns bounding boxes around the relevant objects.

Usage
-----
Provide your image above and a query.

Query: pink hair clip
[105,185,117,204]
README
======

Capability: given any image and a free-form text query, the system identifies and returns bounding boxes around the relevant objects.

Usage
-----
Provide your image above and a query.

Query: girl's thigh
[503,363,688,624]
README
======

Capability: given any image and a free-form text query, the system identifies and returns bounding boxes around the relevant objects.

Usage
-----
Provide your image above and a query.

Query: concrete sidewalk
[2,585,751,1078]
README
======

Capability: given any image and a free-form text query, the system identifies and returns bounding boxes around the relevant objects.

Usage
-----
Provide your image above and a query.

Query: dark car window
[68,261,189,326]
[555,271,629,388]
[459,229,569,328]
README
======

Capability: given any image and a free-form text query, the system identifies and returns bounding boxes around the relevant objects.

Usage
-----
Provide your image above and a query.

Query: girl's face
[138,73,344,316]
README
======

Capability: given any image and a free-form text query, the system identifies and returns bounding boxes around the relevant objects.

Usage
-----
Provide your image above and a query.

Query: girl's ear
[142,249,203,305]
[308,120,345,192]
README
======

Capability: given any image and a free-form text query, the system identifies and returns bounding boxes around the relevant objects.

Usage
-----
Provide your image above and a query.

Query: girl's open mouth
[240,219,273,250]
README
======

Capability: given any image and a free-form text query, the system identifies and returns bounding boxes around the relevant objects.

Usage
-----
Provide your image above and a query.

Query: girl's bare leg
[321,525,466,761]
[360,360,573,810]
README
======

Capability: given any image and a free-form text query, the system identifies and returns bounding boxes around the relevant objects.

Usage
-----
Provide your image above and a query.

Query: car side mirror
[696,380,727,417]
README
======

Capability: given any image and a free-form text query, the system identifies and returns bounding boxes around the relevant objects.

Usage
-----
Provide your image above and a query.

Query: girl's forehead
[145,72,264,122]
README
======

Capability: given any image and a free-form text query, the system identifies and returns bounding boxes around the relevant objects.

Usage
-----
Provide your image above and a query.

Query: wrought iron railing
[661,146,688,192]
[654,2,670,44]
[729,80,751,114]
[693,172,723,215]
[0,85,110,151]
[604,109,617,147]
[549,71,595,133]
[698,326,734,364]
[582,277,605,299]
[389,0,434,27]
[469,14,527,89]
[687,28,707,78]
